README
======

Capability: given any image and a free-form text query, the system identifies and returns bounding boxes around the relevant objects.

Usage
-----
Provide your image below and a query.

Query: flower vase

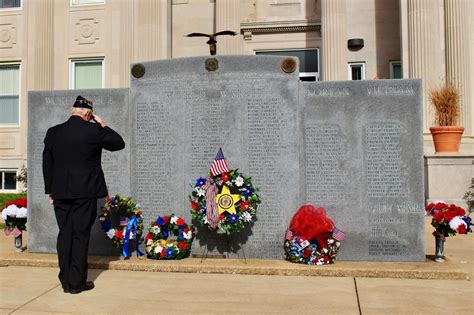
[14,234,23,252]
[435,235,445,263]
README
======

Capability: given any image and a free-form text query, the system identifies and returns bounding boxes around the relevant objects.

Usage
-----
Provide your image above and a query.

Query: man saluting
[42,96,125,294]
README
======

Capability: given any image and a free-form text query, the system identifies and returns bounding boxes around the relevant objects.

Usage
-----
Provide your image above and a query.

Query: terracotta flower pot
[429,126,464,153]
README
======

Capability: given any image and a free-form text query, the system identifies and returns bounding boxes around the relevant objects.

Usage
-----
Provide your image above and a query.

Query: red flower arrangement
[284,205,345,265]
[425,202,472,239]
[5,198,27,209]
[145,214,195,260]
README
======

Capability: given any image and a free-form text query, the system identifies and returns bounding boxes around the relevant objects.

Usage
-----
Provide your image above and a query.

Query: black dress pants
[54,198,97,289]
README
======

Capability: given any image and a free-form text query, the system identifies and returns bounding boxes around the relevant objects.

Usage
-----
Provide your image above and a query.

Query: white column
[407,0,445,132]
[321,0,347,81]
[444,0,471,133]
[215,0,242,55]
[27,0,54,90]
[134,0,171,62]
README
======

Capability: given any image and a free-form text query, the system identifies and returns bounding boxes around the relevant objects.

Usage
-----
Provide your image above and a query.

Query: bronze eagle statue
[186,30,237,55]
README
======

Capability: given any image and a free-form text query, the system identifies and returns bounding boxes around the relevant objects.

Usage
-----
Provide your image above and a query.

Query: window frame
[348,62,365,80]
[254,48,320,81]
[0,0,22,10]
[390,61,402,79]
[0,62,21,127]
[0,169,18,192]
[69,58,105,89]
[70,0,105,6]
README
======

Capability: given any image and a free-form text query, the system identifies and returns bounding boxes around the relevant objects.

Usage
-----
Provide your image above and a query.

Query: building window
[0,0,21,9]
[390,61,402,79]
[0,64,20,125]
[1,170,17,192]
[348,62,365,80]
[71,0,104,5]
[70,59,104,89]
[255,49,319,81]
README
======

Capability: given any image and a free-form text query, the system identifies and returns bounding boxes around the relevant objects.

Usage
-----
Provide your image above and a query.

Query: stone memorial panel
[28,89,131,255]
[301,80,425,261]
[131,56,300,258]
[27,56,425,262]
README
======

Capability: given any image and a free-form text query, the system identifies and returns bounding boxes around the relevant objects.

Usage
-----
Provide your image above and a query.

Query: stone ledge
[0,253,468,281]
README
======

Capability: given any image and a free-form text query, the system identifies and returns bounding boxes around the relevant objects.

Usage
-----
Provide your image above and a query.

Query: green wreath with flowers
[98,195,144,248]
[190,169,260,234]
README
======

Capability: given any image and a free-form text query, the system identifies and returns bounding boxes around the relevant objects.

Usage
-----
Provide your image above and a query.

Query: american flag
[120,217,129,226]
[332,227,346,241]
[12,227,22,238]
[210,148,229,176]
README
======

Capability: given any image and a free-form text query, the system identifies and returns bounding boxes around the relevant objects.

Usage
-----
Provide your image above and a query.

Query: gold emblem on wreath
[216,186,240,214]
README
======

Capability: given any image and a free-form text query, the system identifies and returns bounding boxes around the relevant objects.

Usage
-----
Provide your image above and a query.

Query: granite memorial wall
[301,81,424,261]
[28,89,130,255]
[131,56,300,258]
[28,56,424,261]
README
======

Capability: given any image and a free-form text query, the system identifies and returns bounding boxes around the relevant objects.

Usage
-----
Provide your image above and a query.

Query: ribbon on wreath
[202,176,219,229]
[123,216,144,258]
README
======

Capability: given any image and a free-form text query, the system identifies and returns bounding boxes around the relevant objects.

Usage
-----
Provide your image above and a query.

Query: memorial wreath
[145,214,195,260]
[284,205,345,265]
[190,148,260,234]
[99,195,144,257]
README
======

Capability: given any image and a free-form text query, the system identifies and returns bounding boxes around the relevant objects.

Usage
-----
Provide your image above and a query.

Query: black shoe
[69,281,94,294]
[62,285,70,293]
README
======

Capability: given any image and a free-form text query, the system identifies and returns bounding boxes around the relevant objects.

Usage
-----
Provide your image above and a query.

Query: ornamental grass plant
[429,83,460,126]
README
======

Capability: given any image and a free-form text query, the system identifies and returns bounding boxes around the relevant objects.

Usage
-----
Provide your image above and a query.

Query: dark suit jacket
[42,115,125,199]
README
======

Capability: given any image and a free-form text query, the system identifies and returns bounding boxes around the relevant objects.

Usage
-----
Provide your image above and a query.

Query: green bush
[0,193,27,210]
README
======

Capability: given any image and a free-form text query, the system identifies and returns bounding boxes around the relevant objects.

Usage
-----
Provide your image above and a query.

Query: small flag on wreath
[210,147,229,176]
[332,227,346,241]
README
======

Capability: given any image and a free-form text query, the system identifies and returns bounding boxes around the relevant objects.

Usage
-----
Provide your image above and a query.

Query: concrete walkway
[0,217,473,314]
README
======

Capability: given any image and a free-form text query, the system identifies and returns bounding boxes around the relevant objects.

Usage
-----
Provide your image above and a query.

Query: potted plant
[429,83,464,153]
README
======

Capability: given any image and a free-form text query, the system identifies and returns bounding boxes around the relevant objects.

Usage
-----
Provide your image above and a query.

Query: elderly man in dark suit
[42,96,125,294]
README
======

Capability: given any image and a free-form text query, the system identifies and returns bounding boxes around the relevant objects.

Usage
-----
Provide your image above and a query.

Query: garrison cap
[73,96,93,110]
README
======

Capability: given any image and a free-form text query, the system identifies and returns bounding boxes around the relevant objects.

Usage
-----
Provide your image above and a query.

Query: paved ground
[0,217,473,314]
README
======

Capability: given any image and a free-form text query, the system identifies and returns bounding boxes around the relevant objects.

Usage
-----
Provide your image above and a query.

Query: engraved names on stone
[301,80,424,261]
[246,94,293,258]
[305,124,348,204]
[365,122,406,198]
[135,98,177,218]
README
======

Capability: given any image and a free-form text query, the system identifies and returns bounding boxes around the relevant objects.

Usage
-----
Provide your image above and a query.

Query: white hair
[70,107,92,117]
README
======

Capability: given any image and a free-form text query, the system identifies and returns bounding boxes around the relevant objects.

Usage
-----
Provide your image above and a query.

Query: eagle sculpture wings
[186,30,237,55]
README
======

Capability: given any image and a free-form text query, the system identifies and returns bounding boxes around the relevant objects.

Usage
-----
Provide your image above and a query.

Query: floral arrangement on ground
[1,198,28,236]
[99,195,144,248]
[190,169,260,234]
[425,201,472,239]
[145,214,195,260]
[284,205,345,265]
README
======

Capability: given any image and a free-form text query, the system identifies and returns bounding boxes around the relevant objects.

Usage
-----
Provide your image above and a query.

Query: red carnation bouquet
[425,201,472,240]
